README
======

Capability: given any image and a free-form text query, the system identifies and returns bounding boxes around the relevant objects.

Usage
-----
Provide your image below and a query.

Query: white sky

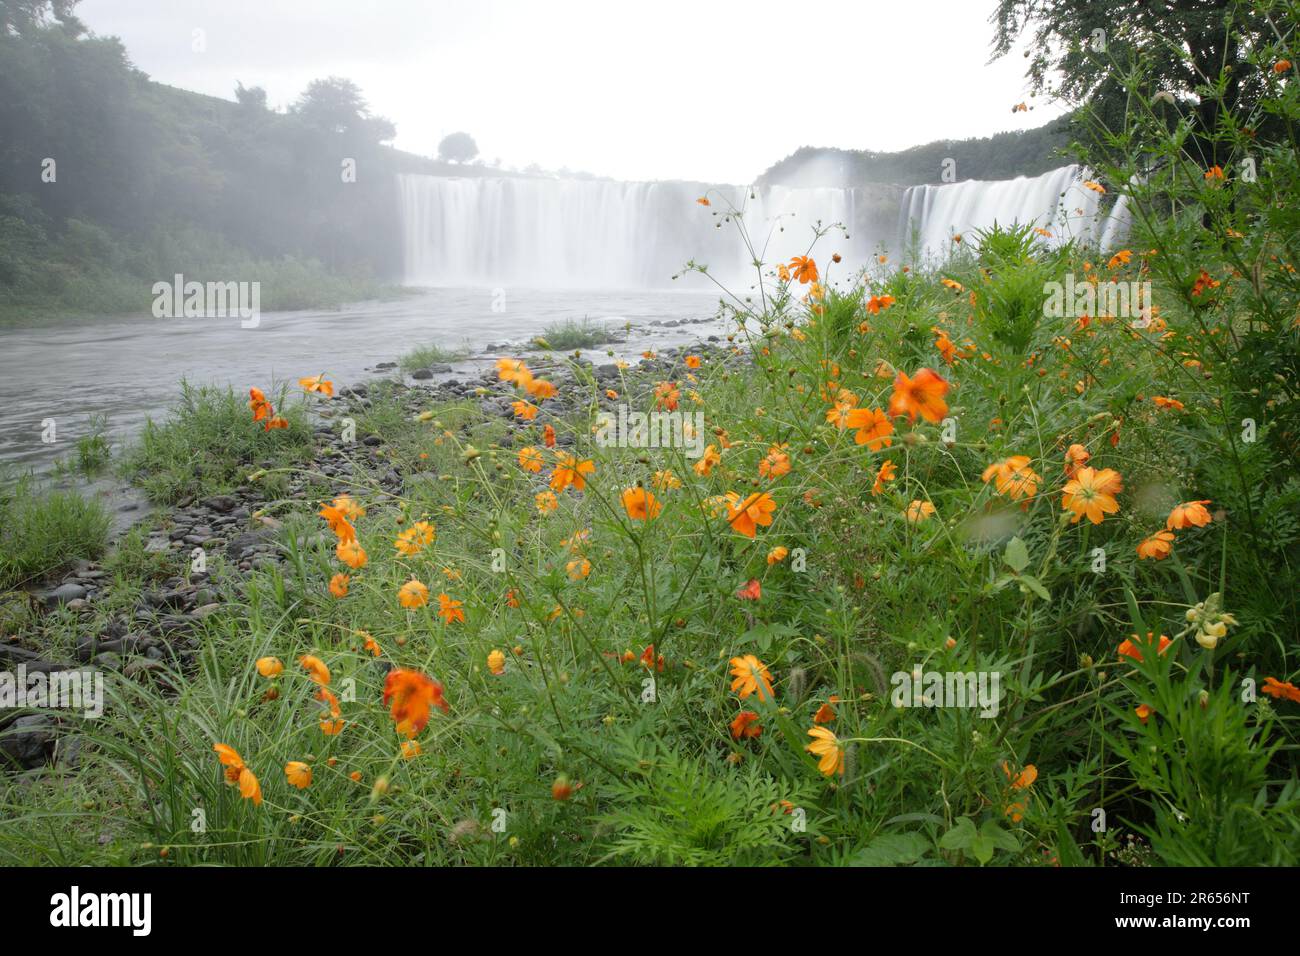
[77,0,1063,184]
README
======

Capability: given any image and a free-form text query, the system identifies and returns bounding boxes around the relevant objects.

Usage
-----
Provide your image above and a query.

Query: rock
[0,715,56,768]
[43,583,87,607]
[410,368,433,380]
[191,603,222,619]
[203,494,239,513]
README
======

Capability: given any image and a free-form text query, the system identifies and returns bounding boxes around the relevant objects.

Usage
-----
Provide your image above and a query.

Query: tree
[234,81,268,112]
[988,0,1289,164]
[438,132,479,164]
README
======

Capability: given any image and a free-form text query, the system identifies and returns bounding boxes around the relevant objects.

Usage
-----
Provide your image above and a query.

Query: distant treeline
[757,118,1074,188]
[0,1,460,319]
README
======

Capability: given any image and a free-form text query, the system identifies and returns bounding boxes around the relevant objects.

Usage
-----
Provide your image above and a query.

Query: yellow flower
[398,579,429,609]
[729,654,775,702]
[285,761,312,789]
[255,656,284,678]
[806,726,845,776]
[336,538,368,569]
[905,500,936,523]
[487,649,506,675]
[535,490,559,515]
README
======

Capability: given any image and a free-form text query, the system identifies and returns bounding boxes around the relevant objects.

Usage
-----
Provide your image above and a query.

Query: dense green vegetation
[0,475,109,589]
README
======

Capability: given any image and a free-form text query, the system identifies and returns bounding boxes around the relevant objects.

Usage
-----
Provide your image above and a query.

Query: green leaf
[1019,574,1052,601]
[849,832,932,867]
[1003,536,1030,573]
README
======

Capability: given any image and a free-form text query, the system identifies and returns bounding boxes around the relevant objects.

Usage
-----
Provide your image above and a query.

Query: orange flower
[401,739,421,759]
[654,381,680,411]
[383,667,448,737]
[298,655,330,686]
[255,656,284,678]
[805,726,845,776]
[872,460,897,496]
[932,327,958,365]
[1001,761,1037,821]
[787,255,818,284]
[1064,443,1091,478]
[1261,677,1300,703]
[299,375,334,396]
[845,406,895,451]
[248,386,273,422]
[865,294,895,314]
[496,358,533,387]
[1135,703,1154,724]
[285,761,312,789]
[735,578,761,601]
[328,573,350,598]
[1152,396,1184,411]
[696,196,710,206]
[518,446,544,472]
[264,415,288,431]
[487,650,506,676]
[551,453,595,493]
[729,654,775,702]
[535,490,559,515]
[1137,530,1174,560]
[213,744,262,804]
[512,399,539,420]
[336,538,368,569]
[905,499,936,523]
[437,592,466,624]
[1274,59,1292,74]
[361,632,382,657]
[684,354,702,369]
[725,491,776,538]
[1166,500,1212,530]
[318,503,357,543]
[398,579,429,609]
[758,444,791,479]
[1118,632,1173,663]
[394,520,436,556]
[981,456,1040,501]
[812,701,837,724]
[1107,249,1133,269]
[565,557,591,580]
[551,776,573,801]
[525,377,558,400]
[542,424,556,447]
[620,486,662,521]
[1204,165,1225,183]
[888,368,950,423]
[1061,466,1122,524]
[729,711,762,740]
[693,444,721,477]
[767,546,789,565]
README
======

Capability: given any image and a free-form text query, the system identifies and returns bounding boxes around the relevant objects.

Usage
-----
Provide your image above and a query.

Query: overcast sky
[77,0,1063,184]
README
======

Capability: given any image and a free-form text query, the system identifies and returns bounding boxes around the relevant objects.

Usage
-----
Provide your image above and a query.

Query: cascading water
[397,164,1128,289]
[398,174,899,289]
[896,163,1129,259]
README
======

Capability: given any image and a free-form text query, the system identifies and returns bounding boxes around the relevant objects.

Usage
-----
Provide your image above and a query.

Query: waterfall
[398,165,1129,289]
[896,164,1129,260]
[398,174,899,289]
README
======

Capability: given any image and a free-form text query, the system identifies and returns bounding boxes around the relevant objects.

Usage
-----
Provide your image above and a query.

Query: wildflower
[1061,466,1122,524]
[696,196,710,206]
[525,378,558,400]
[735,579,761,601]
[905,500,936,523]
[248,387,273,422]
[767,546,789,565]
[1082,180,1106,194]
[256,656,284,678]
[729,711,762,740]
[299,375,334,396]
[1190,270,1220,297]
[1135,704,1154,724]
[730,654,775,701]
[551,776,573,801]
[865,294,895,314]
[551,453,595,493]
[331,494,365,521]
[654,381,680,411]
[725,491,777,538]
[518,446,544,472]
[394,520,436,556]
[872,460,897,496]
[487,649,506,676]
[496,358,532,386]
[542,424,556,447]
[438,593,466,624]
[1204,165,1225,183]
[1064,443,1090,478]
[336,538,368,569]
[383,667,449,736]
[981,456,1040,502]
[847,407,895,451]
[399,740,421,760]
[1137,530,1175,560]
[933,327,958,365]
[693,445,723,479]
[684,354,702,369]
[652,469,682,490]
[1107,249,1133,269]
[1118,632,1173,663]
[329,573,350,598]
[398,579,429,609]
[758,444,791,480]
[298,655,331,686]
[512,399,539,420]
[264,415,288,431]
[940,277,964,292]
[888,368,950,423]
[1002,761,1037,821]
[535,490,559,515]
[285,761,312,789]
[1167,500,1212,530]
[1261,677,1300,703]
[566,558,592,580]
[787,255,818,284]
[805,726,845,777]
[361,632,382,657]
[318,503,357,543]
[213,744,262,805]
[615,485,661,522]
